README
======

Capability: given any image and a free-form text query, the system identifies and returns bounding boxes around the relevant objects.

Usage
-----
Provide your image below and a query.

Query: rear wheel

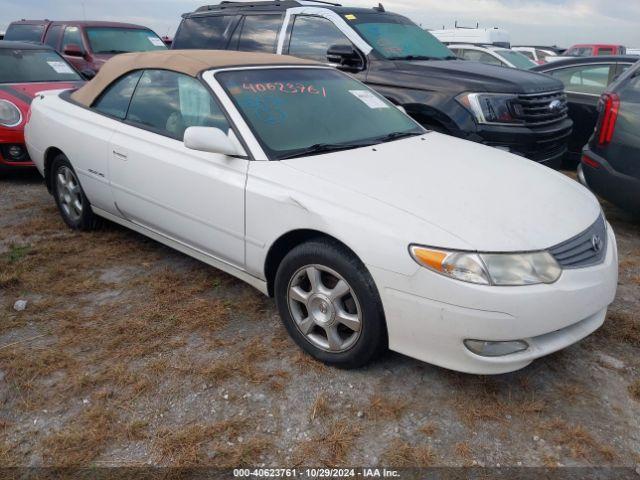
[51,154,100,231]
[275,239,387,369]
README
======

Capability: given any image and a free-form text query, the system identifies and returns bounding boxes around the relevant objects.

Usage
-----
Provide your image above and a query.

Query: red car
[4,20,166,77]
[564,44,627,57]
[0,41,84,174]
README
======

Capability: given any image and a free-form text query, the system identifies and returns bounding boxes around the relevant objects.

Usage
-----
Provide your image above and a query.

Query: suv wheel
[51,154,100,231]
[275,239,387,368]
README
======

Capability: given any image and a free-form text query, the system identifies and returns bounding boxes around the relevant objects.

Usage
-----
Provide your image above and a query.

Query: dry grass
[453,442,472,462]
[293,422,361,467]
[156,419,248,466]
[379,439,436,467]
[557,383,586,403]
[628,380,640,401]
[543,419,618,462]
[419,422,438,436]
[601,310,640,347]
[310,394,330,421]
[292,350,328,372]
[41,404,117,466]
[367,394,407,421]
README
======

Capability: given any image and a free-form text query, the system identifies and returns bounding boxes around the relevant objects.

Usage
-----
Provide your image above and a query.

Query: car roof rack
[195,0,341,12]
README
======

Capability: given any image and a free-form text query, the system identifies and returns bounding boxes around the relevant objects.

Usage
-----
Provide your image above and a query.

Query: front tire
[51,154,100,231]
[275,239,387,369]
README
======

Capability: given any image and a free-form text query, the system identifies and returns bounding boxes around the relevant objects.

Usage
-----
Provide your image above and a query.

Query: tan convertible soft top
[71,50,320,107]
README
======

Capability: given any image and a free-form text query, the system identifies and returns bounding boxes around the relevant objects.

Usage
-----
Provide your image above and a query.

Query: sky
[1,0,638,48]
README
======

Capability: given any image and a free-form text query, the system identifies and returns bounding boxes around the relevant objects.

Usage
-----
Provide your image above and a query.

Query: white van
[430,27,510,48]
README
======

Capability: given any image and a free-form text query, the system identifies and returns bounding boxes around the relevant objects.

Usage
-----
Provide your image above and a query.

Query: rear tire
[275,239,387,369]
[51,154,101,231]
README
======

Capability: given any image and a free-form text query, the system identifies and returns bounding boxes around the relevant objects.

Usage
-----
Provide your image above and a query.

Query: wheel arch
[264,229,363,297]
[43,147,65,193]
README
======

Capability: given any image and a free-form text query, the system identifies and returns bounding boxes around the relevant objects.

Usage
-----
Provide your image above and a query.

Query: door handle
[113,150,128,160]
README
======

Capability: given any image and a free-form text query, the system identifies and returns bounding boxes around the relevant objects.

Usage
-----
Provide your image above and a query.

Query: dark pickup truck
[173,0,573,167]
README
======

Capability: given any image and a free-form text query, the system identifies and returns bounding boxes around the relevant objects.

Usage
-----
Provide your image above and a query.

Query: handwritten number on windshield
[242,83,327,97]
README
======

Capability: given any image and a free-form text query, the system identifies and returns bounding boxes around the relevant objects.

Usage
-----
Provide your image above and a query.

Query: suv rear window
[173,15,237,49]
[5,23,46,42]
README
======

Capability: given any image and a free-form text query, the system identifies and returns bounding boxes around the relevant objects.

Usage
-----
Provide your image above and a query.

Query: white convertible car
[25,50,618,374]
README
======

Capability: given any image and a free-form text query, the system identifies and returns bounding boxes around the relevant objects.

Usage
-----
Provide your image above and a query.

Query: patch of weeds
[6,244,30,263]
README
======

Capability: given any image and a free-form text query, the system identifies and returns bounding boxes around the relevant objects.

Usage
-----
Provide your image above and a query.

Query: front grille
[549,215,607,269]
[514,90,569,127]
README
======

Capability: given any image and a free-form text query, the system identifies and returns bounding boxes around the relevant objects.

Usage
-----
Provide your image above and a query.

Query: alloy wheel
[56,166,83,223]
[287,264,362,353]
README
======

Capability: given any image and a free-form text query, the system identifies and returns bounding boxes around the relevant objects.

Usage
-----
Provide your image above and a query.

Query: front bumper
[369,226,618,374]
[470,118,573,169]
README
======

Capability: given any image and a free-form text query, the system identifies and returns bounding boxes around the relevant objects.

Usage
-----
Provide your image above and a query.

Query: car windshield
[348,13,455,60]
[497,50,537,69]
[217,68,423,160]
[85,27,167,54]
[0,49,82,83]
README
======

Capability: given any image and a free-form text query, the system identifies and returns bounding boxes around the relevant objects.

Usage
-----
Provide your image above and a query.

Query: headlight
[456,92,523,125]
[409,246,562,286]
[0,100,22,127]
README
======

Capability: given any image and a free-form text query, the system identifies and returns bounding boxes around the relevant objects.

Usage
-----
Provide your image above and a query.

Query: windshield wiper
[279,142,370,160]
[388,55,440,61]
[374,131,423,143]
[99,50,130,54]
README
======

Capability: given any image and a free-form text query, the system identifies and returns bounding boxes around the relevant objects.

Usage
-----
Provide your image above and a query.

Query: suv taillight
[597,93,620,146]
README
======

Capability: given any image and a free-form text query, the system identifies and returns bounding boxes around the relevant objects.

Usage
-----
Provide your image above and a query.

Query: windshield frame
[0,48,83,84]
[85,27,167,54]
[206,66,424,161]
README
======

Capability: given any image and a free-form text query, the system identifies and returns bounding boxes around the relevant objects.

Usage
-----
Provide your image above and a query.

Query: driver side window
[126,69,230,140]
[288,15,353,62]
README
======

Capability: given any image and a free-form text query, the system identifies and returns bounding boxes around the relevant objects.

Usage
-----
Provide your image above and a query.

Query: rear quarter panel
[25,92,118,214]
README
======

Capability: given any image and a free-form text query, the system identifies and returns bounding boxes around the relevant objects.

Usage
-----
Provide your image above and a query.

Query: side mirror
[80,69,96,80]
[64,44,84,57]
[184,127,243,157]
[327,44,365,71]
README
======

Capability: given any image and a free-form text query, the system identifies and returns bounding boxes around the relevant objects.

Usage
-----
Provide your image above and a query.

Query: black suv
[580,60,640,215]
[173,0,573,167]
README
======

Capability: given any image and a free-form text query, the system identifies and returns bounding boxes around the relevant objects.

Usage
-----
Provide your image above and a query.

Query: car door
[547,63,616,160]
[108,69,249,267]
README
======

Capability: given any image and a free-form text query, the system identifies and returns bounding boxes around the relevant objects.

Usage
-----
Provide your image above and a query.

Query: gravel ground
[0,170,639,469]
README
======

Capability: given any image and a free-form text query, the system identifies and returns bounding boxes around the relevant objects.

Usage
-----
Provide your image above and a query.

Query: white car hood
[281,133,601,252]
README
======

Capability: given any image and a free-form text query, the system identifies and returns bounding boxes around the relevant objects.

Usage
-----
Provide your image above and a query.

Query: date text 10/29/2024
[233,468,401,478]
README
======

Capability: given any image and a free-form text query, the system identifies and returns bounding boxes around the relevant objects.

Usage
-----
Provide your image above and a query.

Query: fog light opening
[464,339,529,357]
[8,145,22,158]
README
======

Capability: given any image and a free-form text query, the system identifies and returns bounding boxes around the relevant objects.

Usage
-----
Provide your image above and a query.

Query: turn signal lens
[409,246,490,285]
